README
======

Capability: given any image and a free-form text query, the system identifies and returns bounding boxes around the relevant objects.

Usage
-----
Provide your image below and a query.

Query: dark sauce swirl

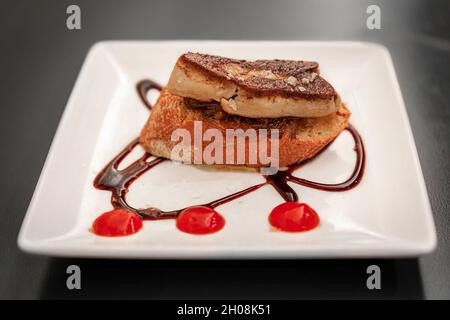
[136,80,162,110]
[93,80,365,222]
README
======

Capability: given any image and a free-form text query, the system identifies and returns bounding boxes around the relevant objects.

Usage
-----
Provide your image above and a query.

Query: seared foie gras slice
[167,52,341,118]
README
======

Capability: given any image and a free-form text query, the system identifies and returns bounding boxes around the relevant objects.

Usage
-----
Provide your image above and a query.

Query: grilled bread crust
[140,89,350,168]
[166,53,341,119]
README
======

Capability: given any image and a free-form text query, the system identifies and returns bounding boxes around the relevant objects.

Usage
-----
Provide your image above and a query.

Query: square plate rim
[17,40,437,259]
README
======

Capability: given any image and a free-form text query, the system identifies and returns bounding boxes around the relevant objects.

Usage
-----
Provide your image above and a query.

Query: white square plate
[18,41,436,258]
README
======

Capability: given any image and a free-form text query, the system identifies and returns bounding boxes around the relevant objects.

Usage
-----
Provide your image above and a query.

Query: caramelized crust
[179,53,334,99]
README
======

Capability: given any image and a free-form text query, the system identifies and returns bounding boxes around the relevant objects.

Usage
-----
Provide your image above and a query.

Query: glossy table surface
[0,0,449,299]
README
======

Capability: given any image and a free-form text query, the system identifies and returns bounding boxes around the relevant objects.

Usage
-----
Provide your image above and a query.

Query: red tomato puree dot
[92,209,143,237]
[176,206,225,235]
[269,202,320,232]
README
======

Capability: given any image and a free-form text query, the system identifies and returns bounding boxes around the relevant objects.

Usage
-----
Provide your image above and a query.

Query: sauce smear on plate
[269,202,320,232]
[92,209,143,237]
[176,206,225,235]
[90,80,365,236]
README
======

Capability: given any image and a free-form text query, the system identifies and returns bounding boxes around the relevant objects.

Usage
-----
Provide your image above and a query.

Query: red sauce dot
[269,202,320,232]
[92,209,143,237]
[176,206,225,235]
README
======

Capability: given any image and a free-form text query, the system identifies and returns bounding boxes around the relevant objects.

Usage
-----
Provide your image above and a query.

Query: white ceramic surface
[18,41,436,258]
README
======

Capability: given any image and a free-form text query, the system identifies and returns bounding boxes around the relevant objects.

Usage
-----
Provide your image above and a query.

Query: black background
[0,0,449,299]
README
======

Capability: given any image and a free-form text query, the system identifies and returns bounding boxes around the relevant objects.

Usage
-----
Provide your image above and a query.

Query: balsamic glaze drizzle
[93,80,365,220]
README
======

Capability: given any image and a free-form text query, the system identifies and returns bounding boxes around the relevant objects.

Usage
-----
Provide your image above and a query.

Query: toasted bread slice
[166,53,341,119]
[140,89,350,168]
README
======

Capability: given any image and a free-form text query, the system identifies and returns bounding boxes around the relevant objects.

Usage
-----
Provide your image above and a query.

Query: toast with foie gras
[140,89,350,168]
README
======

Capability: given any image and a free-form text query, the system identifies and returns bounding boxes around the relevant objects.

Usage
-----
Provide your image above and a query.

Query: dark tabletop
[0,0,449,300]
